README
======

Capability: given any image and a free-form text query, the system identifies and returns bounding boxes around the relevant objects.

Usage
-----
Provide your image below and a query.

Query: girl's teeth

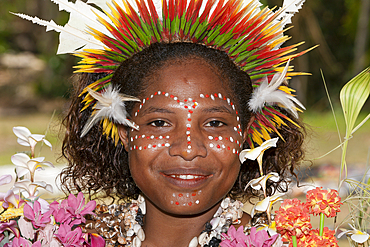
[170,175,201,179]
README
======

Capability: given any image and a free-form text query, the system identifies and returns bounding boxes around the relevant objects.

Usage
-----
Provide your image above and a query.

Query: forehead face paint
[130,91,243,155]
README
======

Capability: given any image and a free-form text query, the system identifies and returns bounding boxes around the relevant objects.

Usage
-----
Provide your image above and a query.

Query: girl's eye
[205,120,225,127]
[149,120,170,127]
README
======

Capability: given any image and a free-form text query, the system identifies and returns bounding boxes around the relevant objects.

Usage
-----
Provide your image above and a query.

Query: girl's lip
[160,172,213,189]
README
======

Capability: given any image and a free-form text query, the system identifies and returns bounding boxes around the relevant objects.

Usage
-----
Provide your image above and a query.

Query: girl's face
[122,58,244,215]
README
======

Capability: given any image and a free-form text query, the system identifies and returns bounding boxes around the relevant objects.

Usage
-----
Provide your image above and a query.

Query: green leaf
[339,66,370,181]
[340,67,370,135]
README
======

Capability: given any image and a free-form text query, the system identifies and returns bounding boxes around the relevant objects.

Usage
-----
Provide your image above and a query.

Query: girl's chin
[147,193,223,217]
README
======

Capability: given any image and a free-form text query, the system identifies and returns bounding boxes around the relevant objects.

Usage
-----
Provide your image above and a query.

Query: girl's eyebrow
[202,106,232,114]
[140,106,176,116]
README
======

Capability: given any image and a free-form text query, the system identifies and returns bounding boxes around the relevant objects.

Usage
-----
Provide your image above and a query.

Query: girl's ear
[118,125,130,152]
[243,114,255,145]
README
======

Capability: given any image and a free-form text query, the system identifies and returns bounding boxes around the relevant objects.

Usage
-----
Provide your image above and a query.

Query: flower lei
[0,127,104,246]
[86,196,244,247]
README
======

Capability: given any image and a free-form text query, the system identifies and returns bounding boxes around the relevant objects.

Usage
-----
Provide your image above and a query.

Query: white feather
[14,0,116,54]
[86,0,118,13]
[50,0,111,33]
[279,0,305,26]
[269,0,305,49]
[248,60,305,119]
[81,86,141,137]
[11,13,104,54]
[51,0,114,53]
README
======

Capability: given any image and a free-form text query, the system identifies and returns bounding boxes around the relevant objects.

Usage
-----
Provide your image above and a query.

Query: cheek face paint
[170,190,202,206]
[129,135,170,151]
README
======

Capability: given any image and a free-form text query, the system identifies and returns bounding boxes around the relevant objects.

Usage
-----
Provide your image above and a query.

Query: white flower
[13,126,52,157]
[245,172,280,191]
[13,179,53,199]
[338,224,370,244]
[256,221,278,236]
[239,138,279,162]
[252,193,285,216]
[239,138,279,176]
[251,193,285,225]
[11,153,54,179]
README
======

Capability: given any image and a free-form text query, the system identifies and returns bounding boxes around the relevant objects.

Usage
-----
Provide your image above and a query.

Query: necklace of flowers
[89,196,244,247]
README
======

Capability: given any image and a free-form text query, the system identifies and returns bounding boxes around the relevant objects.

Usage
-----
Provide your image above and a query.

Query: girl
[17,0,308,246]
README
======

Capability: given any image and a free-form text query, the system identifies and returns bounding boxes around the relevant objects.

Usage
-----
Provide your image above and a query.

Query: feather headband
[14,0,314,146]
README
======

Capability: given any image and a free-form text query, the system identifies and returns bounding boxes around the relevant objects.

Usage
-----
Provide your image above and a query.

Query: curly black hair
[60,42,305,202]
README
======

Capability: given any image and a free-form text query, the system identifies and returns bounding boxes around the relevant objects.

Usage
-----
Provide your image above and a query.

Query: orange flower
[275,198,311,241]
[293,228,339,247]
[306,187,342,217]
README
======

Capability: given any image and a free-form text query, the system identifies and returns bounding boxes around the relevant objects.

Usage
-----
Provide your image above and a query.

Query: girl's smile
[119,58,244,216]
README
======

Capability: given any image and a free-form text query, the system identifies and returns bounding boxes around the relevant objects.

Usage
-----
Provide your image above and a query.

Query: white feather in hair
[248,60,305,119]
[81,85,141,137]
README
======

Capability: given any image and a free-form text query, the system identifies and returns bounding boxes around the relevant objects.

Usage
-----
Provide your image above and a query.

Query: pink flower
[12,237,42,247]
[50,192,96,226]
[305,187,342,217]
[0,220,20,242]
[220,225,248,247]
[245,227,279,247]
[54,223,85,247]
[23,200,52,228]
[87,233,106,247]
[66,192,96,225]
[50,200,70,224]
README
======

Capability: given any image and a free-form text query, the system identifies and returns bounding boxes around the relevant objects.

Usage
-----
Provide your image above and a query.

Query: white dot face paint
[129,92,243,154]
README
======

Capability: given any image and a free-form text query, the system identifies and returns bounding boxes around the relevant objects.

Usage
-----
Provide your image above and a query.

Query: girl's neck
[142,199,221,247]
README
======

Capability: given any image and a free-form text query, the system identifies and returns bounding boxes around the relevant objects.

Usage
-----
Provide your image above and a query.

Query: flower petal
[23,203,35,221]
[352,233,370,243]
[13,126,31,140]
[18,216,36,239]
[43,139,53,149]
[15,166,30,178]
[239,138,279,162]
[29,134,45,142]
[255,197,270,212]
[0,174,12,186]
[90,233,105,246]
[11,153,30,167]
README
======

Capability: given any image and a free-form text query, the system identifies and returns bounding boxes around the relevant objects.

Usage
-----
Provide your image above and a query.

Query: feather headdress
[14,0,313,146]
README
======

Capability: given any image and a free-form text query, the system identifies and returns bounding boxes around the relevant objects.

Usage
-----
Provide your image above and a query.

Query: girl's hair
[61,42,305,202]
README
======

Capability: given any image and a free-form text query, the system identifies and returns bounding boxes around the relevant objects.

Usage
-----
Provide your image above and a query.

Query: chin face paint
[170,190,202,206]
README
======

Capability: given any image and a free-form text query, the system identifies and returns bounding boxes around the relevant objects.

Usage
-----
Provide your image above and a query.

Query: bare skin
[119,58,250,246]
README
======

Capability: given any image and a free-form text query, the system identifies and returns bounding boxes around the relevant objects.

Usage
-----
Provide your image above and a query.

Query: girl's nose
[168,125,207,161]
